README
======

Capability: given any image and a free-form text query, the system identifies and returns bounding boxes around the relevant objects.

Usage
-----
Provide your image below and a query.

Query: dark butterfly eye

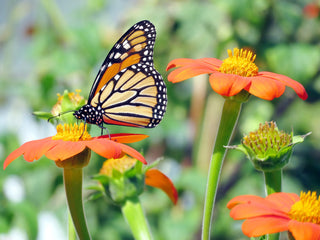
[75,20,167,128]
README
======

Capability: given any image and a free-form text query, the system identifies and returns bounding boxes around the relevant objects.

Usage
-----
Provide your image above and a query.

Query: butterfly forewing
[74,20,167,128]
[88,20,157,101]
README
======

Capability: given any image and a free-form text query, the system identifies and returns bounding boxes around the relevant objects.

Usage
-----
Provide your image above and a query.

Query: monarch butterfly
[73,20,167,128]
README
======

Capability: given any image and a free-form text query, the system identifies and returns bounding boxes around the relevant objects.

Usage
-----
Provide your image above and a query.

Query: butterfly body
[74,20,167,128]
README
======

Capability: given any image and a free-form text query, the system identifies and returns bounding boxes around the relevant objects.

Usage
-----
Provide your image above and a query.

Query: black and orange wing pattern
[74,20,167,128]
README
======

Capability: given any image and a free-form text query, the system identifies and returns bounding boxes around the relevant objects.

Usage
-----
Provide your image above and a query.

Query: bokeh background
[1,0,320,239]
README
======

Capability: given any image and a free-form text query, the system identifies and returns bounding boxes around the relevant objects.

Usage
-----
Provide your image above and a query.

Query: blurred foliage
[1,0,320,239]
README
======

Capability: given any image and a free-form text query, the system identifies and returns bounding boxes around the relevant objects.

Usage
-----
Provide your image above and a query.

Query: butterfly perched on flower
[74,20,167,128]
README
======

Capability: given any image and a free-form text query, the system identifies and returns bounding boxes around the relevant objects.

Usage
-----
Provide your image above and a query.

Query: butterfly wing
[87,20,167,128]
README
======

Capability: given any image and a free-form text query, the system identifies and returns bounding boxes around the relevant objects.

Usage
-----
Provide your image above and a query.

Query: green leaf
[292,132,311,145]
[92,174,109,185]
[87,191,104,201]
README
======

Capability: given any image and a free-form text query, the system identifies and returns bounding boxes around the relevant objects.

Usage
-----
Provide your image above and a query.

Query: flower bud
[232,121,310,171]
[97,155,145,205]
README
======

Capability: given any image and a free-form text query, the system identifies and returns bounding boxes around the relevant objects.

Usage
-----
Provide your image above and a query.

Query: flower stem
[64,168,91,240]
[264,170,282,195]
[201,99,242,240]
[68,212,76,240]
[121,197,153,240]
[264,170,282,240]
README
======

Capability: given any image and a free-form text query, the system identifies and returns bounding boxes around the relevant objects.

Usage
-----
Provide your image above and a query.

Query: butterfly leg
[99,123,111,139]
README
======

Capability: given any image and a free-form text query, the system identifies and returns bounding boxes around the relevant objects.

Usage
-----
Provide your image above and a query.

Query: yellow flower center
[100,155,137,177]
[218,48,259,77]
[52,123,91,141]
[288,191,320,224]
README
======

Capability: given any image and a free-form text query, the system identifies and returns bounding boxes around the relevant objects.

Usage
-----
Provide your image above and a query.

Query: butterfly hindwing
[90,62,166,128]
[74,20,167,128]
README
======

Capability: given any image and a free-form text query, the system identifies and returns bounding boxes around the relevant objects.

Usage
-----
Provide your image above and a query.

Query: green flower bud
[232,121,310,172]
[34,90,86,124]
[96,155,145,205]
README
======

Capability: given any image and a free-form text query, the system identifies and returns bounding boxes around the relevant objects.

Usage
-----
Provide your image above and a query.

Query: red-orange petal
[257,72,308,100]
[209,72,251,96]
[86,138,122,159]
[117,142,147,164]
[228,194,289,219]
[244,75,286,100]
[230,202,289,220]
[227,195,265,209]
[109,133,149,143]
[266,192,299,213]
[242,216,290,237]
[166,58,201,70]
[289,221,320,240]
[145,169,178,204]
[3,137,56,169]
[167,58,222,83]
[45,140,87,161]
[167,66,209,83]
[166,58,222,71]
[21,138,55,162]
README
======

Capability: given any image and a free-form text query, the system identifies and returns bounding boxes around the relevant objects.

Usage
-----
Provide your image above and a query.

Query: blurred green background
[1,0,320,239]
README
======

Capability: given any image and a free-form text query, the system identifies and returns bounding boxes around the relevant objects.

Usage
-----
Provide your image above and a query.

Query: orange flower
[4,123,148,169]
[166,48,308,101]
[227,191,320,240]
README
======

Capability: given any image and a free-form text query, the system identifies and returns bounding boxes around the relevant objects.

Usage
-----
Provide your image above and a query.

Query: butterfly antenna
[47,110,75,122]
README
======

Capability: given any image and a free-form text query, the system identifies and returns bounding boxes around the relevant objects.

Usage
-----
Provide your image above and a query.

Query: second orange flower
[167,48,308,101]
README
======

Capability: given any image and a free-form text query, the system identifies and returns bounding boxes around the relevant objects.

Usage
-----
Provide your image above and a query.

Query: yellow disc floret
[242,121,292,157]
[100,155,137,177]
[289,191,320,224]
[52,123,91,141]
[219,48,259,77]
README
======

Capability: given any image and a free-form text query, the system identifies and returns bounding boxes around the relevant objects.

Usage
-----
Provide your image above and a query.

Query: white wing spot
[123,40,130,50]
[114,74,120,80]
[114,52,121,59]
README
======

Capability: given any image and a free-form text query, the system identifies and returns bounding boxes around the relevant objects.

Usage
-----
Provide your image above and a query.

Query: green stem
[201,100,242,240]
[264,170,282,240]
[68,212,76,240]
[64,168,91,240]
[121,197,152,240]
[264,170,282,195]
